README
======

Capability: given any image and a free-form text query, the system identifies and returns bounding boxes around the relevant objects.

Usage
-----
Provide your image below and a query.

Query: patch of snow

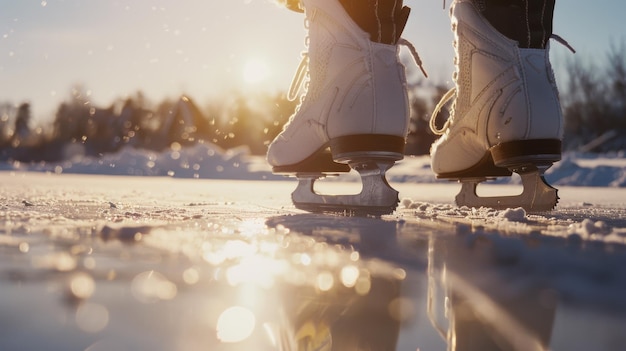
[498,207,527,222]
[6,143,282,180]
[1,145,625,187]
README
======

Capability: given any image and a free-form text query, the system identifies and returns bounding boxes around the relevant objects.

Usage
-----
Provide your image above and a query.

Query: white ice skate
[429,0,567,212]
[268,0,420,215]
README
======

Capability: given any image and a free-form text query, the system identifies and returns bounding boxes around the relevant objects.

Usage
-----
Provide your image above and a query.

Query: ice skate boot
[268,0,420,215]
[430,0,566,211]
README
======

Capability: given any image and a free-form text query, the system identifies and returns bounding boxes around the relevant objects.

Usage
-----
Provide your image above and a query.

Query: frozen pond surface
[1,173,626,351]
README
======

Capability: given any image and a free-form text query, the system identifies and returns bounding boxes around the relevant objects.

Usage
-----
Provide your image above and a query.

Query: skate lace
[398,38,429,78]
[550,34,576,54]
[288,53,310,102]
[428,34,575,136]
[286,14,311,107]
[429,88,456,136]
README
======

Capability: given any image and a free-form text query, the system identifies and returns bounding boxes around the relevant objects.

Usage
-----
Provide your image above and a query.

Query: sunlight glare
[131,270,178,303]
[243,58,270,84]
[226,254,287,288]
[217,306,256,343]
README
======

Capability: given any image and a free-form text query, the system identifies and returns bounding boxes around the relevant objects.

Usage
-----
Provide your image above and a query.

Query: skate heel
[272,148,350,175]
[329,134,405,164]
[490,139,562,170]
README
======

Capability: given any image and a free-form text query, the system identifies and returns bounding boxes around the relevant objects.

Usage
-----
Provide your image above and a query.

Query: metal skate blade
[291,162,399,216]
[455,171,559,212]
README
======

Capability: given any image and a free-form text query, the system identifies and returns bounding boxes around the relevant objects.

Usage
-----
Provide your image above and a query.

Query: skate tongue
[395,6,411,44]
[339,1,411,45]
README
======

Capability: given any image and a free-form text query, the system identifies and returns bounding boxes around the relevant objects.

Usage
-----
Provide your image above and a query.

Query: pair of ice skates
[268,0,565,215]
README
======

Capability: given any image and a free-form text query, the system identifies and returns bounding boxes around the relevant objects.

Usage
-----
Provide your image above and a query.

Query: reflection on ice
[316,271,334,292]
[203,239,257,265]
[69,272,95,300]
[131,270,178,303]
[292,252,312,266]
[216,306,256,343]
[18,242,30,253]
[340,265,359,288]
[226,254,287,288]
[32,251,77,271]
[75,303,109,333]
[182,267,200,285]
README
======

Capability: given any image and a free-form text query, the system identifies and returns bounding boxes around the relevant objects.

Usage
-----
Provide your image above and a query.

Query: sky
[1,0,625,122]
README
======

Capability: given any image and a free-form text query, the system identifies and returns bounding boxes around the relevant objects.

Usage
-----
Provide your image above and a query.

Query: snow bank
[5,143,282,181]
[1,144,624,187]
[548,152,626,187]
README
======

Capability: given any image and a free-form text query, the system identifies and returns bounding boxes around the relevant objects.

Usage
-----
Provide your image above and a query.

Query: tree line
[1,45,625,163]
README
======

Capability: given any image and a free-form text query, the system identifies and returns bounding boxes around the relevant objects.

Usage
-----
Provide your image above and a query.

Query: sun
[242,58,271,84]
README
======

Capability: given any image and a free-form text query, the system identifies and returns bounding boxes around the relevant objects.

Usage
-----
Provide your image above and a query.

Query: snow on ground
[1,143,625,186]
